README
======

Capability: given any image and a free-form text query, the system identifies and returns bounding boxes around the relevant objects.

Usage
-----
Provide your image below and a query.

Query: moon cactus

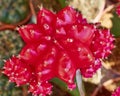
[3,6,114,96]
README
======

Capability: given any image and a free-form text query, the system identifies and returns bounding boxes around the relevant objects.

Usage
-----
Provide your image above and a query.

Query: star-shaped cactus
[3,6,114,96]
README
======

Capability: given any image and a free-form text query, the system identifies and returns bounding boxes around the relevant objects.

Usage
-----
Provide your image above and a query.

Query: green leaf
[58,0,66,8]
[111,12,120,37]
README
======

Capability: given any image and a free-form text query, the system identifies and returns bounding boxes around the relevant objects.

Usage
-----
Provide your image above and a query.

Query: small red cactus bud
[90,29,114,59]
[4,56,32,86]
[112,87,120,96]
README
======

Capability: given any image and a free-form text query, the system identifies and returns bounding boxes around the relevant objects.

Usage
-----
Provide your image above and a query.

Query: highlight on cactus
[3,6,115,96]
[112,87,120,96]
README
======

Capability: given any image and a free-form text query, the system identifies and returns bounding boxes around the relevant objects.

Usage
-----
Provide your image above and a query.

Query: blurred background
[0,0,120,96]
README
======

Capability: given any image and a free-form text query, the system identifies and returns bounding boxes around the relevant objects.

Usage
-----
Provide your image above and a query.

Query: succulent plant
[3,6,114,96]
[0,0,30,24]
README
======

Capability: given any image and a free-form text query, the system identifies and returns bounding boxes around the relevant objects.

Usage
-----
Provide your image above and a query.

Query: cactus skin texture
[3,6,114,96]
[112,87,120,96]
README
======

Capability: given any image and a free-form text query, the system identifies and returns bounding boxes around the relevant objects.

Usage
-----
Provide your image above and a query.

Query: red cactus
[112,87,120,96]
[3,6,114,96]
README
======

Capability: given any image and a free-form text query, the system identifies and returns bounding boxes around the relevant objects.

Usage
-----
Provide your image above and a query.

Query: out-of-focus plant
[0,0,30,24]
[0,30,24,96]
[0,74,23,96]
[0,30,24,68]
[0,0,31,31]
[112,87,120,96]
[111,12,120,37]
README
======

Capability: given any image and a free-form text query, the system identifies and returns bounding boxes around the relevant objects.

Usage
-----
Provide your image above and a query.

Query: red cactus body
[112,87,120,96]
[3,6,114,96]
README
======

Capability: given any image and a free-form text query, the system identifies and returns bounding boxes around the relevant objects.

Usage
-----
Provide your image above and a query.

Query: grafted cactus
[3,6,114,96]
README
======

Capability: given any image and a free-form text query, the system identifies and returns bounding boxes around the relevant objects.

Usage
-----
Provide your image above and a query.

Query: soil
[84,82,97,96]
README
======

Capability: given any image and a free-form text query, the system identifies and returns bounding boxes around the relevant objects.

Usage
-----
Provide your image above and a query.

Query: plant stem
[76,69,85,96]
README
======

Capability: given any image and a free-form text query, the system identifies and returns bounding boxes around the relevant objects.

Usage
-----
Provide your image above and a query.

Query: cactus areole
[3,6,114,96]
